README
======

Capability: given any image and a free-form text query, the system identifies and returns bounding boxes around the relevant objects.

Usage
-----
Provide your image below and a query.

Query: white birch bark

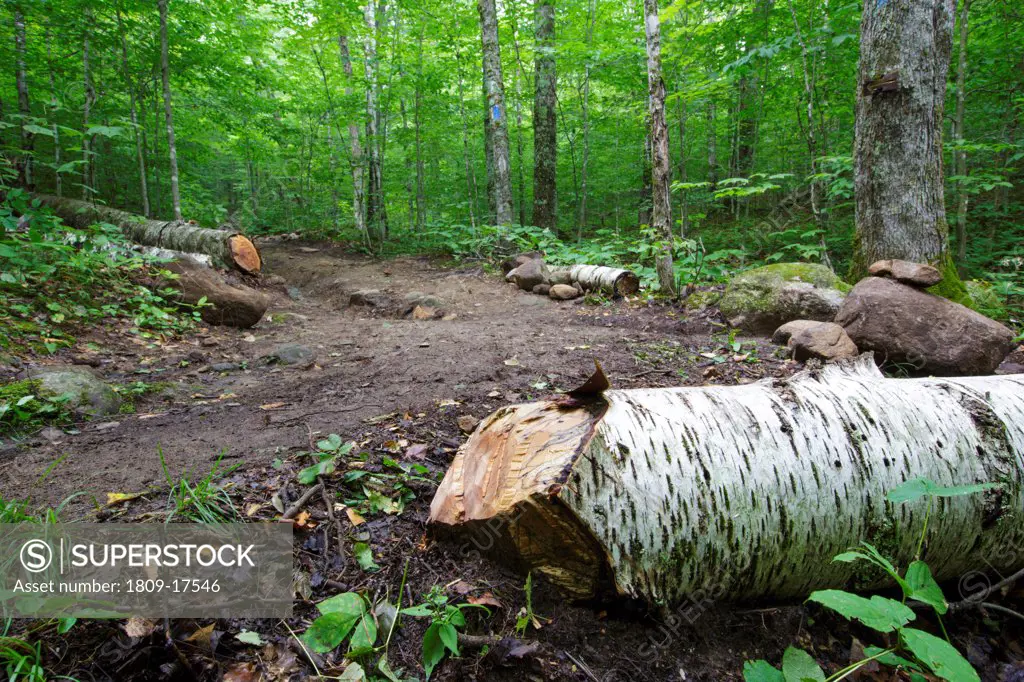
[158,0,182,220]
[548,264,640,297]
[431,357,1024,606]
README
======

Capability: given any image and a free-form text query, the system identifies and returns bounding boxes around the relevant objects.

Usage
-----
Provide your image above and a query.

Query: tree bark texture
[953,0,971,266]
[532,0,557,230]
[643,0,676,295]
[478,0,514,225]
[14,7,33,188]
[338,35,368,244]
[117,6,150,218]
[430,357,1024,606]
[158,0,183,220]
[81,10,95,201]
[853,0,958,281]
[549,264,640,297]
[364,2,387,240]
[36,195,261,274]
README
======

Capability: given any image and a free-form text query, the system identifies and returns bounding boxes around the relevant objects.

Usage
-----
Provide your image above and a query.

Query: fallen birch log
[549,264,640,297]
[429,357,1024,606]
[35,195,261,275]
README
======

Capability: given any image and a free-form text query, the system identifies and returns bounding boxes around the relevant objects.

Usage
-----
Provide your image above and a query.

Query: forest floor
[1,241,1022,681]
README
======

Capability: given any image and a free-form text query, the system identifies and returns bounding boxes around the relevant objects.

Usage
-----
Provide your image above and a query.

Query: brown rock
[772,320,823,346]
[412,305,436,320]
[835,277,1015,375]
[549,284,581,301]
[457,415,480,434]
[506,259,551,291]
[790,323,859,362]
[502,251,545,274]
[532,284,551,296]
[867,259,943,287]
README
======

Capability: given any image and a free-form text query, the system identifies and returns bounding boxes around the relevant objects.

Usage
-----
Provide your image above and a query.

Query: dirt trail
[0,242,759,511]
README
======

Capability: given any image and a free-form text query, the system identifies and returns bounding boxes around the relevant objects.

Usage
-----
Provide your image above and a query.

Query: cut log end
[229,235,262,274]
[613,271,640,297]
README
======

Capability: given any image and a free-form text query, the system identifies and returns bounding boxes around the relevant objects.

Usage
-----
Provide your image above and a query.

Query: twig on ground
[281,483,324,520]
[319,481,347,572]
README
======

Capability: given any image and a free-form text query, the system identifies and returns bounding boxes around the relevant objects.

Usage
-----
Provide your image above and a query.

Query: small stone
[772,320,824,346]
[532,284,552,296]
[286,286,304,301]
[210,362,239,372]
[789,323,859,362]
[264,274,287,286]
[867,259,943,287]
[40,427,65,442]
[549,284,581,301]
[457,415,479,434]
[70,355,102,368]
[187,350,207,362]
[29,367,121,417]
[93,421,121,432]
[404,292,445,308]
[411,305,436,321]
[200,337,219,348]
[350,290,388,307]
[262,344,316,367]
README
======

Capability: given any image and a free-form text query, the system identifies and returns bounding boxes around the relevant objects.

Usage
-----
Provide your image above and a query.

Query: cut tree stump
[430,357,1024,606]
[35,194,261,274]
[549,264,639,297]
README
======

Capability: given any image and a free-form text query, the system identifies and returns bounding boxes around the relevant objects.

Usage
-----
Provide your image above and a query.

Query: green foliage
[401,585,491,679]
[301,592,377,655]
[159,447,239,524]
[0,191,201,355]
[340,457,436,518]
[297,434,353,484]
[0,380,72,436]
[743,478,990,682]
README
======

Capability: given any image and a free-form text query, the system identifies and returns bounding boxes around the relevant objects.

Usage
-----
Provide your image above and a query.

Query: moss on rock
[720,263,850,335]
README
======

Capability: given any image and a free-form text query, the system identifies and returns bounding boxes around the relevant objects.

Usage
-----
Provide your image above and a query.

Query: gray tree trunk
[954,0,971,266]
[643,0,676,296]
[81,9,95,201]
[14,6,33,188]
[478,0,514,225]
[45,26,61,197]
[706,94,717,188]
[338,35,368,245]
[853,0,961,294]
[414,28,426,231]
[454,45,479,230]
[431,358,1024,605]
[158,0,182,220]
[532,0,557,230]
[117,6,150,217]
[364,2,387,240]
[577,0,596,240]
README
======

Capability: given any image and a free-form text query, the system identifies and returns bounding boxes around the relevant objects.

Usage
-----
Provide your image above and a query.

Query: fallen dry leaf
[294,511,314,528]
[345,508,366,526]
[186,623,218,651]
[105,492,144,507]
[124,617,156,638]
[451,580,474,595]
[468,592,503,608]
[245,503,263,517]
[223,662,260,682]
[259,402,288,410]
[404,443,429,460]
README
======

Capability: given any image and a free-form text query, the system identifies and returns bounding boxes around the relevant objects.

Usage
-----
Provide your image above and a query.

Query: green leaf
[349,611,378,653]
[297,456,336,484]
[781,647,826,682]
[339,661,367,681]
[302,611,361,653]
[438,622,459,655]
[422,622,446,680]
[905,561,948,614]
[400,604,433,617]
[354,542,380,572]
[743,660,785,682]
[236,630,263,645]
[806,591,915,632]
[887,478,999,504]
[23,124,55,137]
[318,592,366,617]
[901,628,980,682]
[57,617,77,634]
[863,646,922,671]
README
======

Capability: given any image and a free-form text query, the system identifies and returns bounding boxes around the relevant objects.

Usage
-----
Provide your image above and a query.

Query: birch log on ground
[429,357,1024,606]
[35,195,261,274]
[549,264,640,297]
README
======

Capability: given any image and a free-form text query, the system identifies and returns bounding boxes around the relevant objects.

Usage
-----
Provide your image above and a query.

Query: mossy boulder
[684,288,723,311]
[965,280,1007,321]
[720,263,850,335]
[28,367,121,417]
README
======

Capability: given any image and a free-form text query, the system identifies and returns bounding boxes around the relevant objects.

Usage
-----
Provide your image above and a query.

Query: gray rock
[210,362,239,372]
[532,284,552,296]
[262,344,316,367]
[790,323,859,362]
[835,277,1015,375]
[506,259,551,291]
[29,367,121,417]
[867,259,943,287]
[350,290,388,307]
[404,292,445,308]
[772,320,824,346]
[549,284,581,301]
[720,263,850,335]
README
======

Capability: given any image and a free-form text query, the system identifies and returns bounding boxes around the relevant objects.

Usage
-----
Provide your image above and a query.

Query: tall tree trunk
[787,0,831,269]
[338,35,368,245]
[151,77,162,216]
[364,2,386,240]
[414,28,426,231]
[532,0,557,229]
[953,0,971,267]
[14,6,33,188]
[677,81,688,238]
[454,45,478,230]
[638,129,652,227]
[706,95,717,188]
[643,0,675,296]
[577,0,596,241]
[853,0,964,300]
[81,9,94,201]
[117,5,150,217]
[158,0,182,220]
[45,26,61,197]
[478,0,514,225]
